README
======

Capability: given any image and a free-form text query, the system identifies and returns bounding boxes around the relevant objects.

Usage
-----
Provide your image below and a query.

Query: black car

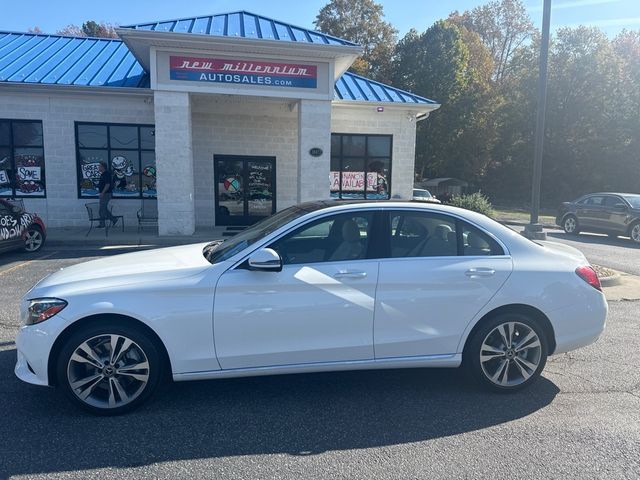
[556,192,640,244]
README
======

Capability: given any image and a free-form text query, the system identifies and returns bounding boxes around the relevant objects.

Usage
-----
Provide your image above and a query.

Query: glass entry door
[215,155,276,226]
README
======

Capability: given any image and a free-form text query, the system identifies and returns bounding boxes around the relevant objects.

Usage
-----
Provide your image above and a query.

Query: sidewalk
[44,226,228,248]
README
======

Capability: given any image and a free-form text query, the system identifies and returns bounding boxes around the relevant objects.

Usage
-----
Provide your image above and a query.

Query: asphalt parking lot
[0,238,639,479]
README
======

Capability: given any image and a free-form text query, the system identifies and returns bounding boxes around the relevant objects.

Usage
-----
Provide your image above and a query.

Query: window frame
[75,121,155,200]
[0,119,46,198]
[330,133,393,200]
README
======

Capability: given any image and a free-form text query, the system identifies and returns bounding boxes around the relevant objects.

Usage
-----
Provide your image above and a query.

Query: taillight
[575,266,602,291]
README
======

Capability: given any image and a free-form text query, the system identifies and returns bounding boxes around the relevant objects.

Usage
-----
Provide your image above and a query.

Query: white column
[154,91,195,235]
[297,99,332,202]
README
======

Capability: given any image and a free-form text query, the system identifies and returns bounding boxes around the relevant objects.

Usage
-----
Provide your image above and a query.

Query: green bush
[448,192,494,217]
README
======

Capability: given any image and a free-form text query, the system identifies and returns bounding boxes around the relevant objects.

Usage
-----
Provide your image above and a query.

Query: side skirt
[173,353,462,382]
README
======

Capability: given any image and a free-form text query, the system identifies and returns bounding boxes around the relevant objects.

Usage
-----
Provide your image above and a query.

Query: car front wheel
[563,215,579,235]
[56,322,163,415]
[23,226,44,252]
[466,313,549,392]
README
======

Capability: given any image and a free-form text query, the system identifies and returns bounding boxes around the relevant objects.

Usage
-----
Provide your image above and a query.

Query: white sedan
[15,201,607,415]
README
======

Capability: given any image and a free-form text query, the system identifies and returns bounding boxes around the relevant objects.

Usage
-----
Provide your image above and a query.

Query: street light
[524,0,552,240]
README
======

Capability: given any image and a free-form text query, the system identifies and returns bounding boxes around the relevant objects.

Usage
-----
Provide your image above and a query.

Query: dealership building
[0,11,439,235]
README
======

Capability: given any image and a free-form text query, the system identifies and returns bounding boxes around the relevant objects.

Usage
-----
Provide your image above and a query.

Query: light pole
[524,0,552,240]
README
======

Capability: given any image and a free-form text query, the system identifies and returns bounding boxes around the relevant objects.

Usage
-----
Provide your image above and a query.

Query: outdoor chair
[85,202,124,237]
[137,198,158,232]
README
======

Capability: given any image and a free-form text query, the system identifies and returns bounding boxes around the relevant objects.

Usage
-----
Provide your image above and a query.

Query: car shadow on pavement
[547,231,639,249]
[0,348,560,478]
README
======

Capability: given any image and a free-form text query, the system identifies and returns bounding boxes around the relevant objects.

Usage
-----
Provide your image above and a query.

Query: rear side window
[388,211,457,257]
[460,222,504,256]
[385,210,504,258]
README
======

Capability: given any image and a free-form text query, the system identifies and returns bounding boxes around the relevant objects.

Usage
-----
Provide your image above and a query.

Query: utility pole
[524,0,552,240]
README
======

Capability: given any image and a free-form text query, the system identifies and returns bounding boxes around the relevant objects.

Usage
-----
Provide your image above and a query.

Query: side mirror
[248,248,282,272]
[614,204,627,211]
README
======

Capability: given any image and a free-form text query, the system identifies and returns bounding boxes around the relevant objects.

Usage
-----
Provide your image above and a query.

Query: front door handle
[334,271,367,279]
[465,268,495,278]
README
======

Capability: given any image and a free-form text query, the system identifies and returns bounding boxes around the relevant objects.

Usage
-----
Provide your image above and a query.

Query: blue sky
[3,0,639,37]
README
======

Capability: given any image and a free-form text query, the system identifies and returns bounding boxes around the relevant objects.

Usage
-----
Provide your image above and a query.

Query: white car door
[214,211,379,370]
[374,210,513,358]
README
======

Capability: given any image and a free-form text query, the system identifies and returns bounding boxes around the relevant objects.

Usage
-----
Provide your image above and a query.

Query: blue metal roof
[0,32,149,88]
[0,27,436,104]
[336,72,436,104]
[121,11,358,47]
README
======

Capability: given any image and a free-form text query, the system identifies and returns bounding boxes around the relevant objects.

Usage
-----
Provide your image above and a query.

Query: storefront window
[0,120,46,197]
[75,122,156,199]
[330,134,391,200]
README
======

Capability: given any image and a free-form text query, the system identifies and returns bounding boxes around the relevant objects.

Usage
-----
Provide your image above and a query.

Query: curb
[498,220,561,230]
[599,272,622,287]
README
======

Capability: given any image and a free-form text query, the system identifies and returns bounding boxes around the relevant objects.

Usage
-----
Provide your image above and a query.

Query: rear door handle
[465,268,495,277]
[334,271,367,279]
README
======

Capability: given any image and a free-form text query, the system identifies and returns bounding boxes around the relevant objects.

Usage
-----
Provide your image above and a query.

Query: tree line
[316,0,640,207]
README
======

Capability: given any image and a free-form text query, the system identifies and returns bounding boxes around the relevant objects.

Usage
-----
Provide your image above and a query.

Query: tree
[393,21,498,182]
[315,0,397,81]
[27,26,43,34]
[57,21,118,38]
[448,0,534,85]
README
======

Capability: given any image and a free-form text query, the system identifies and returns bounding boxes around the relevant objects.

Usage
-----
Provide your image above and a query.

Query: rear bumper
[549,291,608,355]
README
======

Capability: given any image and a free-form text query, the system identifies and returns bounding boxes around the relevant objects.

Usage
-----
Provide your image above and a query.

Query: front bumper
[14,314,68,387]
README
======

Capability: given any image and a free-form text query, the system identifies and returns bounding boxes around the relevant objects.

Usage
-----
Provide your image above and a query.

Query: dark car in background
[0,199,46,253]
[556,193,640,245]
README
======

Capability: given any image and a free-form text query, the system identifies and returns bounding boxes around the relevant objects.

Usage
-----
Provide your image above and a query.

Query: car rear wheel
[466,313,549,392]
[563,215,579,235]
[23,226,44,252]
[630,222,640,245]
[56,322,163,415]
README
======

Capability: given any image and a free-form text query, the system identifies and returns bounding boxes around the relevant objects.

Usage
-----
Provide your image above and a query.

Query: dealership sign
[170,56,318,88]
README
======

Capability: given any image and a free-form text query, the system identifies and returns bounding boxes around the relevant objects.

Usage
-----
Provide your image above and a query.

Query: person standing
[97,162,117,228]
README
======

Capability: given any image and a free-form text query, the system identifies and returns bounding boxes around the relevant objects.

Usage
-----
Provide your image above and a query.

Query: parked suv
[0,199,46,253]
[556,193,640,244]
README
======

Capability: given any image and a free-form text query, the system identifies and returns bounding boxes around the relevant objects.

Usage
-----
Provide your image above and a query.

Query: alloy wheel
[631,224,640,244]
[24,229,43,252]
[564,217,577,233]
[479,321,542,387]
[67,334,150,409]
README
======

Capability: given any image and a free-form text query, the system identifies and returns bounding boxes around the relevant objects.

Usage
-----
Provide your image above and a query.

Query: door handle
[334,271,367,279]
[465,268,495,277]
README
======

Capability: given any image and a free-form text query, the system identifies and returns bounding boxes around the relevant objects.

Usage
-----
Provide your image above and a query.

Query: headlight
[26,298,67,325]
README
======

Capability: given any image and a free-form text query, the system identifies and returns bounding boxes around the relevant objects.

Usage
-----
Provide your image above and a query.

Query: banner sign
[0,170,8,184]
[17,166,41,181]
[170,56,318,88]
[331,171,384,192]
[81,162,101,180]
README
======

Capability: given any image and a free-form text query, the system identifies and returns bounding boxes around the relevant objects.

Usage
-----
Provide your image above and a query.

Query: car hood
[30,243,213,295]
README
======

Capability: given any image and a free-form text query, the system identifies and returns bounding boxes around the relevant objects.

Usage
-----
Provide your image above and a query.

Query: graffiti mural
[111,155,138,196]
[15,154,45,196]
[0,212,34,241]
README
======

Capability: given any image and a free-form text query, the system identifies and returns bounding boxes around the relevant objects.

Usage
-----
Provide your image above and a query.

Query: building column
[297,99,332,202]
[154,91,195,235]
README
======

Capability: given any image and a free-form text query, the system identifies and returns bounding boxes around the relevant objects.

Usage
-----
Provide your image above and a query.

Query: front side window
[270,212,373,265]
[0,120,46,197]
[330,134,391,200]
[584,196,605,206]
[76,123,156,199]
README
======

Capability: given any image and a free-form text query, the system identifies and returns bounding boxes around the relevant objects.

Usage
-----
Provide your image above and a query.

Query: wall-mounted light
[376,106,384,113]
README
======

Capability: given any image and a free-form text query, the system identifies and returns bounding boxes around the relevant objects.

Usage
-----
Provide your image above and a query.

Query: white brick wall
[0,88,419,230]
[298,99,332,202]
[331,105,418,200]
[191,95,299,226]
[0,88,154,228]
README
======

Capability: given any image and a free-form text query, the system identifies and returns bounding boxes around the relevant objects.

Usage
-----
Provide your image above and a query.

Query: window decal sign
[0,170,8,185]
[170,56,318,89]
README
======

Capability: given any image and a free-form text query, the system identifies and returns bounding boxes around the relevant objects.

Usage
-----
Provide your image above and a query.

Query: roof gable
[121,11,357,47]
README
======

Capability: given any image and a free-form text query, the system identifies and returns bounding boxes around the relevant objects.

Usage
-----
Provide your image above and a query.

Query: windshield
[622,194,640,209]
[203,203,326,264]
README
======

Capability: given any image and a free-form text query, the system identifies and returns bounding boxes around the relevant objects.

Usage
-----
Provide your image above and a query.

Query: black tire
[56,321,164,415]
[465,313,549,392]
[562,215,580,235]
[23,225,45,253]
[629,221,640,245]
